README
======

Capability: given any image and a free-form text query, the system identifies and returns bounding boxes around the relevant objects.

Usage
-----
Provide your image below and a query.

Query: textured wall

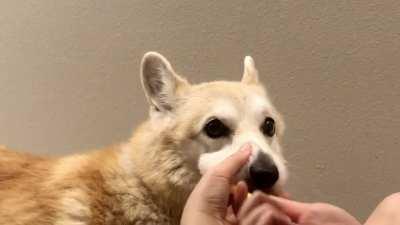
[1,0,399,221]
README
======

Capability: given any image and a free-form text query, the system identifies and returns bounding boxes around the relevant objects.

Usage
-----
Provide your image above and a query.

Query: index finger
[269,196,310,222]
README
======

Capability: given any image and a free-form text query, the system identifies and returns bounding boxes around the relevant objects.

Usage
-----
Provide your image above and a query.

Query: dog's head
[140,52,287,194]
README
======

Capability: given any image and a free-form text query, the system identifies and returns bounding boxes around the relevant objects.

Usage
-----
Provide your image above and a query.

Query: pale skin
[181,145,400,225]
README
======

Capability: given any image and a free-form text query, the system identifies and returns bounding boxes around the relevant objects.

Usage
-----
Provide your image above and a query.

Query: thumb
[184,144,251,217]
[208,144,252,180]
[269,196,310,222]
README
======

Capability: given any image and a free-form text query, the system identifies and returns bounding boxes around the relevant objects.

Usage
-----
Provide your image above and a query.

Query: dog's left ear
[241,56,259,85]
[141,52,189,112]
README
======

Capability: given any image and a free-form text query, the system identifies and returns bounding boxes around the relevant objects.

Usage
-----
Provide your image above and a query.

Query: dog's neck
[115,120,199,220]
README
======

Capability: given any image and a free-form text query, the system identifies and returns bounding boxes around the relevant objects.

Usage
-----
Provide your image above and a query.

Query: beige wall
[1,0,400,221]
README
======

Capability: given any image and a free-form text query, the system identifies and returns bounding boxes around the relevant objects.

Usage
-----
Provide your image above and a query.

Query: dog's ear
[241,56,259,85]
[140,52,189,112]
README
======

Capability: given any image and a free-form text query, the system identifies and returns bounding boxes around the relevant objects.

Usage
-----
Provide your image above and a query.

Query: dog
[0,52,288,225]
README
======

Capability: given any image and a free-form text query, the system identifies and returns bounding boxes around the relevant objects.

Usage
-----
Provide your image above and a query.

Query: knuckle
[307,202,347,220]
[252,191,264,199]
[311,202,331,209]
[307,202,330,216]
[206,169,229,183]
[260,211,273,219]
[259,211,279,225]
[208,166,223,176]
[252,191,267,202]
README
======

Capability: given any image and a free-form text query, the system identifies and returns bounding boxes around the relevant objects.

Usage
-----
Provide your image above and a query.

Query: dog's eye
[261,117,275,137]
[203,118,230,139]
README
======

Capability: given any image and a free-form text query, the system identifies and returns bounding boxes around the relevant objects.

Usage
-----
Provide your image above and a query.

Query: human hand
[180,144,251,225]
[238,192,361,225]
[237,192,292,225]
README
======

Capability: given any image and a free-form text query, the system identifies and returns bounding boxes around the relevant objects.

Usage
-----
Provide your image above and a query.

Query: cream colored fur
[0,52,287,225]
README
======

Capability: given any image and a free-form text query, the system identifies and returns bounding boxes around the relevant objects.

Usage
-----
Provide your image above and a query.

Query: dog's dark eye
[261,117,275,137]
[204,118,230,139]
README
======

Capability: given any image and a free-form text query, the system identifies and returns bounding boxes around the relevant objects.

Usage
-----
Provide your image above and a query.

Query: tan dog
[0,52,287,225]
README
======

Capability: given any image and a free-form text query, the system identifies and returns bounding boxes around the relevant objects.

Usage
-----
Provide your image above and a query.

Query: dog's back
[0,146,48,182]
[0,147,58,225]
[0,145,176,225]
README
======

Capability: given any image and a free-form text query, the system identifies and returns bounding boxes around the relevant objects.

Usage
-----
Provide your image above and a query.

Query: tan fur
[0,109,205,225]
[0,125,194,225]
[0,53,286,225]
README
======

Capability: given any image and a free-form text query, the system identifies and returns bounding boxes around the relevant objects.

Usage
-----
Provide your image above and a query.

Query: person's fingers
[240,204,275,225]
[225,206,238,224]
[195,144,251,201]
[268,196,310,222]
[240,203,292,225]
[232,181,248,214]
[280,191,291,199]
[185,145,251,218]
[210,144,251,180]
[269,186,291,199]
[255,211,292,225]
[238,191,280,220]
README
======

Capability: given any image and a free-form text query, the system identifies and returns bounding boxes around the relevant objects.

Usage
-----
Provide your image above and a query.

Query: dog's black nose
[249,153,279,190]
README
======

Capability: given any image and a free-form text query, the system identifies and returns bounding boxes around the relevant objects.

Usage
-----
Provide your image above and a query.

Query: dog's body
[0,125,194,225]
[0,52,287,225]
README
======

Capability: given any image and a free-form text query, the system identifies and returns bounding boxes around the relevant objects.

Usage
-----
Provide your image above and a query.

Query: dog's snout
[249,152,279,190]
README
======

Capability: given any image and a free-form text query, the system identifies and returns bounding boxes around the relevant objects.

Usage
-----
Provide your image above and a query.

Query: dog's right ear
[241,56,259,85]
[140,52,189,112]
